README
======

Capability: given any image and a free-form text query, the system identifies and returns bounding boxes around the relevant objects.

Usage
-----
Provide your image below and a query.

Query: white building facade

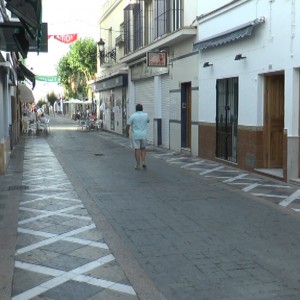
[121,0,198,150]
[94,0,300,182]
[0,53,15,174]
[0,0,44,175]
[93,0,129,136]
[194,0,300,181]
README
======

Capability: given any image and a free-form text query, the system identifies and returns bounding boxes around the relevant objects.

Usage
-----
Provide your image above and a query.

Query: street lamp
[97,38,105,64]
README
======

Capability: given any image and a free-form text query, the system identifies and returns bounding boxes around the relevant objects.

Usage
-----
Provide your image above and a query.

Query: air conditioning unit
[115,34,124,46]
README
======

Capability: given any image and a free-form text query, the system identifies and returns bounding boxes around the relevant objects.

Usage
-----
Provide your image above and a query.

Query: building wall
[113,87,124,135]
[199,0,299,126]
[101,90,112,131]
[169,41,199,154]
[100,0,126,65]
[97,0,128,135]
[196,0,300,181]
[198,0,235,15]
[0,74,4,139]
[0,62,13,175]
[183,0,198,26]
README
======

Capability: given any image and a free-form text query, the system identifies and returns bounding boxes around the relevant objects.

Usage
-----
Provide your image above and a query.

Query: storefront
[92,74,128,135]
[130,61,169,145]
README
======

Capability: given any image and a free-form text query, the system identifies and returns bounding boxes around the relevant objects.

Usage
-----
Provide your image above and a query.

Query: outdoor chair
[22,120,29,133]
[38,120,49,134]
[77,120,91,131]
[28,122,37,135]
[94,119,103,130]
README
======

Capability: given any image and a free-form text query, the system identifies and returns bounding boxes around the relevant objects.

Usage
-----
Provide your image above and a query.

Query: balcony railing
[99,47,116,66]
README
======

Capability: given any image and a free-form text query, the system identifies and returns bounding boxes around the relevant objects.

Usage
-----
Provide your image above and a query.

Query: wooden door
[264,74,284,168]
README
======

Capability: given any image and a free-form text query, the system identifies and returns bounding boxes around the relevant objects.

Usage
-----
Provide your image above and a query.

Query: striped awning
[18,83,35,103]
[193,17,265,52]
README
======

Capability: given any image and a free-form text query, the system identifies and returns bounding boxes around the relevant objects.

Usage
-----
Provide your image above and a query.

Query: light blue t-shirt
[128,111,149,139]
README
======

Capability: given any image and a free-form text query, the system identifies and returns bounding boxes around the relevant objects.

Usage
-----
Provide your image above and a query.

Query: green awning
[0,22,48,54]
[17,62,36,89]
[5,0,42,51]
[5,0,42,36]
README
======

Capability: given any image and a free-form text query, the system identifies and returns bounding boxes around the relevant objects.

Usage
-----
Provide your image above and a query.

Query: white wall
[0,77,4,139]
[184,0,198,26]
[170,43,199,121]
[198,0,236,16]
[197,0,300,130]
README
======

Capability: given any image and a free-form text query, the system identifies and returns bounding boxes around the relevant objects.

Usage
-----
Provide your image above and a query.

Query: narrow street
[44,116,300,300]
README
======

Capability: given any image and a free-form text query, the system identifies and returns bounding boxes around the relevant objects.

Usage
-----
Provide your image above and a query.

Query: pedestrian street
[98,131,300,214]
[12,138,138,300]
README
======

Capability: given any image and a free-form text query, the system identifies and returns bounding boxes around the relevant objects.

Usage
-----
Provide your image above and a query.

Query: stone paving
[98,131,300,214]
[11,139,138,300]
[4,115,300,300]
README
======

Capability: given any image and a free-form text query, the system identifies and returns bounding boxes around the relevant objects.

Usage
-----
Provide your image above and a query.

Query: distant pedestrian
[126,103,149,170]
[38,113,47,124]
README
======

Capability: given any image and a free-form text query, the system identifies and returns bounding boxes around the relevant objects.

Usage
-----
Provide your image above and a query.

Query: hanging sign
[48,34,78,44]
[36,75,59,82]
[147,51,168,67]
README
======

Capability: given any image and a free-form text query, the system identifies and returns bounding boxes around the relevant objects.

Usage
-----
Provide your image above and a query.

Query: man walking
[126,103,149,170]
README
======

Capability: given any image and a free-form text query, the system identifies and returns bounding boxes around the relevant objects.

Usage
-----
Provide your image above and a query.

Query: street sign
[147,51,167,67]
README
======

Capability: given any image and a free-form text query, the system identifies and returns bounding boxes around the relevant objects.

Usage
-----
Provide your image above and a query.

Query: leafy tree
[37,100,47,108]
[57,54,72,97]
[47,91,58,106]
[56,38,97,99]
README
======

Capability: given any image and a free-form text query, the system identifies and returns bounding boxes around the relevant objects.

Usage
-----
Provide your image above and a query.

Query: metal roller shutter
[135,78,154,143]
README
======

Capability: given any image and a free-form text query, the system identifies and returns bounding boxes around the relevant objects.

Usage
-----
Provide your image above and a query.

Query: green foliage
[47,91,58,106]
[56,38,97,99]
[37,100,47,108]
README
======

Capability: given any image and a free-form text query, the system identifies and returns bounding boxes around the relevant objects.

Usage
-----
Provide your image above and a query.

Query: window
[144,0,154,45]
[133,3,143,50]
[124,0,183,55]
[154,0,182,39]
[124,5,133,54]
[124,2,143,54]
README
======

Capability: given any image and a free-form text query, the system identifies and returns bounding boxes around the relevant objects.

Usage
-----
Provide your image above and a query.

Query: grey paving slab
[0,133,140,300]
[39,240,86,254]
[39,253,91,271]
[16,249,61,265]
[3,115,300,299]
[35,280,103,300]
[46,117,300,300]
[12,269,54,297]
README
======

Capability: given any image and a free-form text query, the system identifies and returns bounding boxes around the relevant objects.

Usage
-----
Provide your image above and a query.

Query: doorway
[181,82,191,149]
[263,74,284,172]
[216,77,239,163]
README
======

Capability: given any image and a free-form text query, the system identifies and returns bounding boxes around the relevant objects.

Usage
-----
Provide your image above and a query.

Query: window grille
[154,0,183,39]
[124,0,183,55]
[216,78,239,163]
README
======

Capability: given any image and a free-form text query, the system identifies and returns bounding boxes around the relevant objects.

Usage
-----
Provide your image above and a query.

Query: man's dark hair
[136,104,143,111]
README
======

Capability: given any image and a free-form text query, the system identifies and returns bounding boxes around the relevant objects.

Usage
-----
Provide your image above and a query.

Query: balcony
[99,48,116,67]
[97,38,117,67]
[120,26,197,64]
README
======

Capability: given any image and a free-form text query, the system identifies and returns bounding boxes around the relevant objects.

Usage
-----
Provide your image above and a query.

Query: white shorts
[131,139,146,150]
